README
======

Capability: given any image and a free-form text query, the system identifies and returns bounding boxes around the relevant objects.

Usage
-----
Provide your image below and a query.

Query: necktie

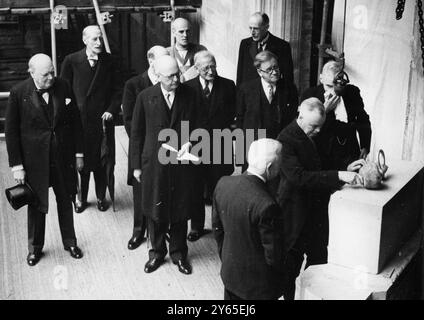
[89,59,97,68]
[165,93,172,109]
[203,81,211,98]
[268,84,274,103]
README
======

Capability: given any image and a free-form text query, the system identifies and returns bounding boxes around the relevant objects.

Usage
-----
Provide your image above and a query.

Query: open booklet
[161,143,200,162]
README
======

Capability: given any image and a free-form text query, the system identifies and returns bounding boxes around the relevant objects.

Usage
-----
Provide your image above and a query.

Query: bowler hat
[5,183,38,210]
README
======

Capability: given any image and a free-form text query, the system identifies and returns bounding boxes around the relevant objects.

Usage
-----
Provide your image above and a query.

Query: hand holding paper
[161,143,199,162]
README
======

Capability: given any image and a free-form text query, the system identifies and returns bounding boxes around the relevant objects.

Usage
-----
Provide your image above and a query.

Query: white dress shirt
[199,77,213,92]
[160,86,175,109]
[261,78,276,103]
[86,49,98,67]
[324,91,348,123]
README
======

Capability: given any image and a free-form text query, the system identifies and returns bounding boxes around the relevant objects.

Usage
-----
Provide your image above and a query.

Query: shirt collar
[160,85,175,98]
[261,78,275,92]
[246,170,266,183]
[86,49,98,60]
[259,32,270,46]
[199,76,213,89]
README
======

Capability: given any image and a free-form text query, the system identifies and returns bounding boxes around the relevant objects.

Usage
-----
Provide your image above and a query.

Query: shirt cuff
[76,153,84,158]
[11,165,24,172]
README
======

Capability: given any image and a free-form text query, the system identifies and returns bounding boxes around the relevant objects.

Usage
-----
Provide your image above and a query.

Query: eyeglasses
[199,65,217,73]
[159,71,181,79]
[259,67,279,74]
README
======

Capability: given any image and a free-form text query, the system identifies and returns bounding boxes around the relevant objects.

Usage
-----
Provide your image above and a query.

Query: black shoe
[174,259,192,275]
[74,201,87,214]
[187,230,202,242]
[144,258,163,273]
[97,199,108,212]
[127,235,145,250]
[65,246,83,259]
[26,251,43,266]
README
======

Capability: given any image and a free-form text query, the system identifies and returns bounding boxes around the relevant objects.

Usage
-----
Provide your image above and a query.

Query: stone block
[328,160,423,274]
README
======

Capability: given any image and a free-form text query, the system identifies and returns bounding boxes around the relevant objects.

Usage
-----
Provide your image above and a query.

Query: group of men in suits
[5,10,372,301]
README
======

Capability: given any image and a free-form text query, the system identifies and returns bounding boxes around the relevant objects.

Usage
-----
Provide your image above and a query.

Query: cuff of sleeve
[76,153,84,158]
[11,165,24,172]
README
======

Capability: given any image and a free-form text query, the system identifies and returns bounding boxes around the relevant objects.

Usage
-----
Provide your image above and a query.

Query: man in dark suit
[5,54,84,266]
[185,50,236,242]
[302,60,372,170]
[122,45,169,250]
[236,12,293,87]
[236,50,298,170]
[131,55,198,275]
[276,98,363,299]
[61,25,120,213]
[213,138,285,300]
[167,17,206,82]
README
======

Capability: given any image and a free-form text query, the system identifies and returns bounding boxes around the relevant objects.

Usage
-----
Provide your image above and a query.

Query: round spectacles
[199,65,217,73]
[259,67,279,74]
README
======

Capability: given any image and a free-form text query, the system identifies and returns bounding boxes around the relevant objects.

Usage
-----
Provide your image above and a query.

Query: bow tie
[87,54,98,61]
[36,88,50,95]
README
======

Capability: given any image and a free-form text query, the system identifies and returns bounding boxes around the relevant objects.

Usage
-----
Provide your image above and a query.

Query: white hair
[247,139,282,175]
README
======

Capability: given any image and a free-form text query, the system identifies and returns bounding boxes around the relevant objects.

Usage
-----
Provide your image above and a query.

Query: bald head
[28,54,55,89]
[147,45,169,71]
[83,25,103,55]
[172,18,191,48]
[297,98,326,137]
[247,139,282,181]
[155,56,180,91]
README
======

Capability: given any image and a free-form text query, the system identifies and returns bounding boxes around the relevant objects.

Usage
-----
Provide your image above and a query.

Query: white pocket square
[65,98,72,105]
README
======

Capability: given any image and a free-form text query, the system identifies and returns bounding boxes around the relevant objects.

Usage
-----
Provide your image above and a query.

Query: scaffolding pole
[92,0,111,53]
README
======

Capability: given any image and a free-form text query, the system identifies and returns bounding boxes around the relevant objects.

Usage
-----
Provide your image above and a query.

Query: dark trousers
[78,166,107,202]
[191,165,229,232]
[224,288,245,300]
[148,218,188,262]
[132,178,146,237]
[28,164,77,253]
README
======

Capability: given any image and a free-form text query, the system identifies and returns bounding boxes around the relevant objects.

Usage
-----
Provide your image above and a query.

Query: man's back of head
[247,138,282,181]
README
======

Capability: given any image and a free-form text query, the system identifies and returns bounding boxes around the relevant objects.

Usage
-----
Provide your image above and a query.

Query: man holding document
[130,55,198,275]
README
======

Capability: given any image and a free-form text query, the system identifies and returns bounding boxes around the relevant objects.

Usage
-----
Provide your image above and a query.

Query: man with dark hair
[185,50,236,242]
[236,50,298,170]
[122,45,169,250]
[61,25,120,213]
[5,54,84,266]
[236,12,294,87]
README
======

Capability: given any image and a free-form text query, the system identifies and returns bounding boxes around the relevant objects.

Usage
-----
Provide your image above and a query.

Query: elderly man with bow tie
[61,25,121,213]
[5,53,84,266]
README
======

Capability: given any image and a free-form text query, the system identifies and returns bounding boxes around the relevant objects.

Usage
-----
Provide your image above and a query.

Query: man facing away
[213,139,286,300]
[5,54,84,266]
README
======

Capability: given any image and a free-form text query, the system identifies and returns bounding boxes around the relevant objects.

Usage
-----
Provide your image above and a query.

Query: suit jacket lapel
[86,53,104,97]
[51,82,61,128]
[249,38,257,60]
[151,84,170,127]
[208,77,220,119]
[28,81,49,126]
[170,87,183,128]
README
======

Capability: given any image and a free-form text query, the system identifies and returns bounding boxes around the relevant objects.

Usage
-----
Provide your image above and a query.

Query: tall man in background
[236,12,293,87]
[61,25,120,213]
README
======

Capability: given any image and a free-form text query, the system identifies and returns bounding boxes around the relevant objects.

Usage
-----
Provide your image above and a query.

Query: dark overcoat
[236,33,294,87]
[5,77,83,213]
[213,173,285,300]
[122,71,152,185]
[60,49,120,171]
[130,83,198,223]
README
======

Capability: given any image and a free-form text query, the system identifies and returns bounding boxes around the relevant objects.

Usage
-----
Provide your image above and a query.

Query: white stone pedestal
[298,160,424,300]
